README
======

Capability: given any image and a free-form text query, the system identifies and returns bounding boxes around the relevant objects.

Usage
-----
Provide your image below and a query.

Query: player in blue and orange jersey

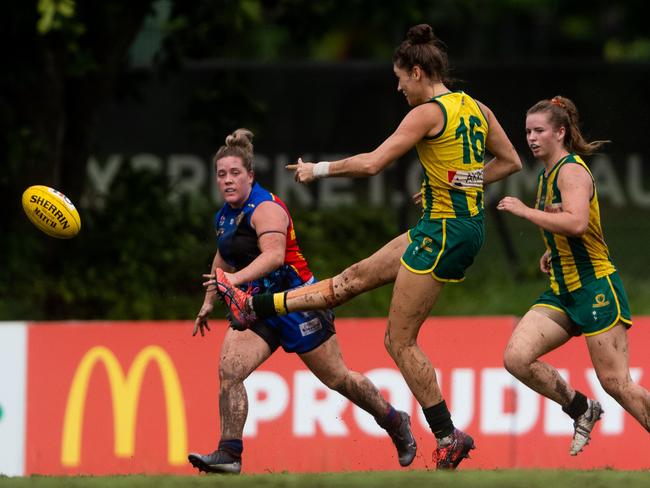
[187,129,416,475]
[208,25,522,469]
[498,96,650,454]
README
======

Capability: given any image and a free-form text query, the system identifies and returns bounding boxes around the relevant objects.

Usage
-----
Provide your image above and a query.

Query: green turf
[2,470,650,488]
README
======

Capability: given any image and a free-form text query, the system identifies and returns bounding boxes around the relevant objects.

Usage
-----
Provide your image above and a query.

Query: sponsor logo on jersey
[447,169,483,188]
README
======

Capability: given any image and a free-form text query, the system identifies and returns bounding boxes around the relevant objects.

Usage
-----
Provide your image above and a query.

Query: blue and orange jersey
[215,182,312,293]
[535,153,616,294]
[416,91,488,219]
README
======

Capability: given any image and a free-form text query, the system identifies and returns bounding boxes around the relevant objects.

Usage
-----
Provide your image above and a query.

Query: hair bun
[407,24,435,44]
[225,128,254,148]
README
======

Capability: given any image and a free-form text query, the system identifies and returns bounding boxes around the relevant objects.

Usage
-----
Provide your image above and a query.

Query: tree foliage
[159,0,650,63]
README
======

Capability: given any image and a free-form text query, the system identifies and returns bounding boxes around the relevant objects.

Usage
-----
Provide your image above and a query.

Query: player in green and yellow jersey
[498,95,649,455]
[208,24,521,469]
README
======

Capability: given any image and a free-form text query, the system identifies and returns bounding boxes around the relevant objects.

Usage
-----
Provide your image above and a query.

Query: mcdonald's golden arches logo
[61,345,187,466]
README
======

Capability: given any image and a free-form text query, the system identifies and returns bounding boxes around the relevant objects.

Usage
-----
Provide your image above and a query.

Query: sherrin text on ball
[21,185,81,238]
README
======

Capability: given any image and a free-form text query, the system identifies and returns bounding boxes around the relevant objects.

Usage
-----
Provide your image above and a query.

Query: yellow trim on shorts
[402,219,465,283]
[400,219,448,275]
[431,270,465,283]
[531,303,566,315]
[584,320,619,336]
[400,258,432,275]
[584,275,623,336]
[398,259,465,282]
[273,292,287,315]
[430,219,447,272]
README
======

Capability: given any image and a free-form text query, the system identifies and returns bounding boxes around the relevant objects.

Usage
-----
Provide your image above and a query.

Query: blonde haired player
[188,128,417,474]
[209,24,521,469]
[498,96,650,454]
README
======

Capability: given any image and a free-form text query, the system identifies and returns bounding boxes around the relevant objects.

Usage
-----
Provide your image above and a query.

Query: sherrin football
[21,185,81,239]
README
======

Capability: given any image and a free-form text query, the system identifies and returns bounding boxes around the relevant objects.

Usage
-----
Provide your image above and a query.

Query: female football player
[498,96,650,454]
[188,128,416,474]
[210,24,522,469]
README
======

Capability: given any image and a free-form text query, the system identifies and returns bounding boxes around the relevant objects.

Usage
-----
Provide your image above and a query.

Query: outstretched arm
[288,103,442,183]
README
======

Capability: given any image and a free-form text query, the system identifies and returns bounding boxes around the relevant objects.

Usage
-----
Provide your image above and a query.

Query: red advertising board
[25,318,650,474]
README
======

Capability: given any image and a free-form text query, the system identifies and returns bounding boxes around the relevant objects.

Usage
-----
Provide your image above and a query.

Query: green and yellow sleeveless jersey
[535,153,616,294]
[416,91,488,219]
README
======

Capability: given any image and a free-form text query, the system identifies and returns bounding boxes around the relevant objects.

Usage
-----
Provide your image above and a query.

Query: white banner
[0,322,27,476]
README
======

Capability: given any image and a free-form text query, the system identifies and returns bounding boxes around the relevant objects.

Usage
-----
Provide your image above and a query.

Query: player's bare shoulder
[474,99,494,124]
[404,101,444,138]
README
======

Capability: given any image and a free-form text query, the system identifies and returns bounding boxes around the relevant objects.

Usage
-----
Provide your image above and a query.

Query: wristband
[313,161,331,178]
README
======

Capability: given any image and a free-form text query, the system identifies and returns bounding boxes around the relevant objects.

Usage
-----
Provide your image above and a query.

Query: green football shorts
[533,271,632,336]
[401,214,485,282]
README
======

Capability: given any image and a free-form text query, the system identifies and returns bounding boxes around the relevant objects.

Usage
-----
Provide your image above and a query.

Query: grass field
[3,470,650,488]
